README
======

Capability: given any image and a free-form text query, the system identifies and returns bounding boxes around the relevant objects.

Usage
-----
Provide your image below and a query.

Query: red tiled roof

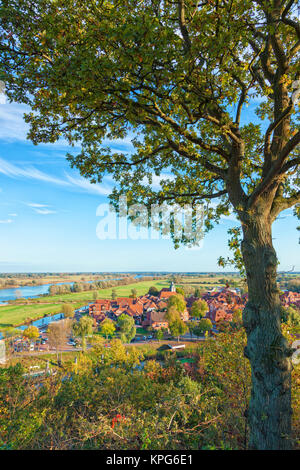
[159,291,177,299]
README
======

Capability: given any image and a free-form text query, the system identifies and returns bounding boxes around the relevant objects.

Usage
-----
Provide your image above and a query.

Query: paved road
[14,347,84,357]
[12,335,213,358]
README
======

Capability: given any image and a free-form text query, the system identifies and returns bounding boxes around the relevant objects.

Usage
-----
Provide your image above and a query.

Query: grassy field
[28,279,168,304]
[0,279,168,328]
[0,303,64,328]
[177,274,242,290]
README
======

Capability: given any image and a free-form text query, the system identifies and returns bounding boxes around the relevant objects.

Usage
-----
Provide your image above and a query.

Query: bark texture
[241,209,292,450]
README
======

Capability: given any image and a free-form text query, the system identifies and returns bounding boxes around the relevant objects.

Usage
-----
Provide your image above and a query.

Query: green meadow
[0,279,168,328]
[0,303,63,328]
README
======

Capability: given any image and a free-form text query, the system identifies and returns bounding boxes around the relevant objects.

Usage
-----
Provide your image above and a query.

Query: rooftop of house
[159,291,177,299]
[149,310,167,323]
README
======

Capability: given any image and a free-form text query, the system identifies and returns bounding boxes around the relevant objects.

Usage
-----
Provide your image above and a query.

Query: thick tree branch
[249,129,300,209]
[248,37,274,83]
[278,130,300,163]
[166,138,227,178]
[263,104,294,168]
[156,189,227,202]
[271,190,300,219]
[178,0,192,52]
[152,102,231,161]
[279,157,300,174]
[281,0,300,40]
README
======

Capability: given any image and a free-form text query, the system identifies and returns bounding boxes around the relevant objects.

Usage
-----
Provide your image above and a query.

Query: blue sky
[0,98,298,273]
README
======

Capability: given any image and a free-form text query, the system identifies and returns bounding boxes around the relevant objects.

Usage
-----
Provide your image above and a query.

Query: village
[2,276,300,452]
[90,282,188,330]
[89,281,300,331]
[6,279,300,358]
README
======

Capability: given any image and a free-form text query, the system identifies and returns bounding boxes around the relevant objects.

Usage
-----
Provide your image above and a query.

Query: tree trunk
[241,213,292,449]
[56,348,60,366]
[82,335,86,353]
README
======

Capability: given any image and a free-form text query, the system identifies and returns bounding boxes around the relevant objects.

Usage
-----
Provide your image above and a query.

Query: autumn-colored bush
[0,329,299,450]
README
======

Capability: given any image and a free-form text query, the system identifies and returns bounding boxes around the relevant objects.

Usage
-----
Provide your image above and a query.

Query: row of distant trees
[149,283,247,300]
[47,276,160,296]
[280,278,300,293]
[0,273,121,289]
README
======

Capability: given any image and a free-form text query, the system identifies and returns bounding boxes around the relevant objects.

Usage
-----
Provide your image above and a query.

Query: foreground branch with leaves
[0,0,299,449]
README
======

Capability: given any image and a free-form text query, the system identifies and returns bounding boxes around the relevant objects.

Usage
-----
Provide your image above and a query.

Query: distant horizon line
[0,271,298,275]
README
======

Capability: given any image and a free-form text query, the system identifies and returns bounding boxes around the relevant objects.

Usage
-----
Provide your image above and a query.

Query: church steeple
[170,281,176,292]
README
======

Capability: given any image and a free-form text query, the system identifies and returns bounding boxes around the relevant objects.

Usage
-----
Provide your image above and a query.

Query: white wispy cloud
[0,157,113,196]
[65,174,112,196]
[34,208,56,215]
[24,202,56,215]
[0,219,13,224]
[0,103,30,142]
[0,102,133,153]
[0,157,70,186]
[26,203,50,208]
[8,213,17,217]
[0,102,77,149]
[221,213,238,223]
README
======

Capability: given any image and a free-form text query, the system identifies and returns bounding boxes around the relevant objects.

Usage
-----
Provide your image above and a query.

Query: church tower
[170,281,176,293]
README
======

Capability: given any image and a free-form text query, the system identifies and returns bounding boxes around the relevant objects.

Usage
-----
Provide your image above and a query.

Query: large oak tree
[1,0,299,449]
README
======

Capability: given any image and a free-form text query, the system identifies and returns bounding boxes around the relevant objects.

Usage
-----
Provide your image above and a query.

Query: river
[0,274,148,303]
[0,275,150,340]
[0,283,60,303]
[0,312,66,340]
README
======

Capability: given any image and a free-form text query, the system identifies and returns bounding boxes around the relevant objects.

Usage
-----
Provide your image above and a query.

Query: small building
[166,344,186,350]
[142,310,169,330]
[158,281,177,299]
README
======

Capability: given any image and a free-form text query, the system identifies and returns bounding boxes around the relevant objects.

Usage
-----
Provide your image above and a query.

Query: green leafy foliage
[61,304,75,318]
[194,319,213,337]
[1,0,298,246]
[148,286,159,296]
[117,314,136,343]
[167,294,186,314]
[73,316,94,352]
[100,318,116,339]
[191,299,208,318]
[22,326,39,341]
[1,330,298,450]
